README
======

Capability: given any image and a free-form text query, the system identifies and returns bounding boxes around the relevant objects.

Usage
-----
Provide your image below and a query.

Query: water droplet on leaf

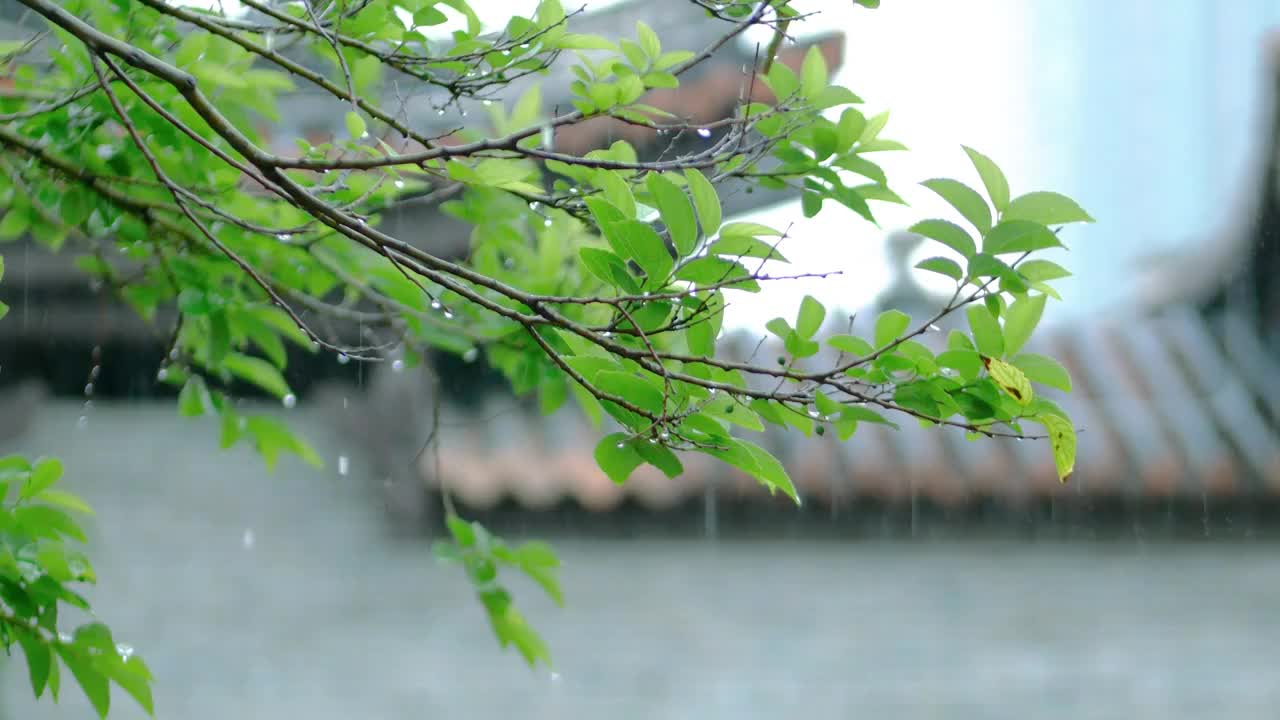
[462,347,479,363]
[282,393,297,408]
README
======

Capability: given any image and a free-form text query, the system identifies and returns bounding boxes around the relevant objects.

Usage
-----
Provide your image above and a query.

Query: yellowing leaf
[983,356,1033,406]
[1036,412,1077,482]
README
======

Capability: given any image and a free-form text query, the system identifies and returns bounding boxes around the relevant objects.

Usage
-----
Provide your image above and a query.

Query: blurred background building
[1,1,1280,718]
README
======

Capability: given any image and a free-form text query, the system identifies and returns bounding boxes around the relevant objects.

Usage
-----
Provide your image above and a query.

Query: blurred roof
[405,302,1280,513]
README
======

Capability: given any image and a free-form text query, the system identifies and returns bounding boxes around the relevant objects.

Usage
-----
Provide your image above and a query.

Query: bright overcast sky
[180,0,1033,331]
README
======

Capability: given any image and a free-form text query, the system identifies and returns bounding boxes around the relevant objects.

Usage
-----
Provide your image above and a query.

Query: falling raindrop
[337,352,350,365]
[462,347,479,363]
[550,672,562,683]
[436,108,446,116]
[76,416,88,430]
[338,455,350,476]
[391,358,405,372]
[696,127,712,138]
[89,365,101,381]
[282,393,297,409]
[83,383,94,396]
[241,529,255,549]
[541,124,554,150]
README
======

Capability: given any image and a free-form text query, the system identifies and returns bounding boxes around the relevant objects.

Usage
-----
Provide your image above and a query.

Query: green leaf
[985,356,1033,405]
[0,300,8,321]
[915,256,963,281]
[800,45,828,99]
[35,489,94,516]
[177,376,210,417]
[1003,191,1094,225]
[105,656,154,717]
[684,168,721,236]
[873,309,910,348]
[698,438,797,503]
[244,416,323,471]
[966,305,1004,357]
[646,173,697,256]
[56,646,109,719]
[796,295,826,339]
[909,219,975,259]
[635,440,683,478]
[707,234,786,262]
[1011,353,1072,392]
[1017,259,1071,282]
[594,434,643,484]
[15,629,50,698]
[344,111,367,139]
[828,334,873,357]
[674,256,756,291]
[983,220,1062,255]
[937,349,983,382]
[595,371,663,415]
[224,353,292,399]
[921,179,992,235]
[22,458,63,500]
[596,171,636,218]
[614,220,672,287]
[556,33,618,51]
[811,85,862,109]
[1002,293,1046,356]
[1035,412,1077,482]
[579,247,638,293]
[636,20,661,57]
[961,146,1010,212]
[718,222,781,241]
